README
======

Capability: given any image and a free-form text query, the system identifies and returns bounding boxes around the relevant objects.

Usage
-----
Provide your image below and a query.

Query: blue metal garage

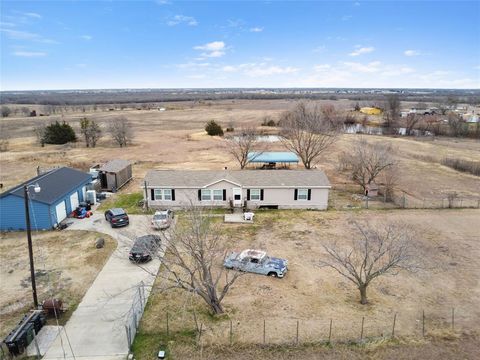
[0,167,92,231]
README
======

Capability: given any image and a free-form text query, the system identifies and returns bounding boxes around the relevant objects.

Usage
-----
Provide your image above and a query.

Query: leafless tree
[447,112,468,137]
[380,164,399,202]
[225,127,268,169]
[342,138,397,193]
[320,220,420,304]
[405,113,421,136]
[108,116,133,147]
[80,117,102,147]
[0,124,9,152]
[279,102,341,169]
[446,191,458,208]
[383,94,400,133]
[33,124,46,147]
[155,207,243,315]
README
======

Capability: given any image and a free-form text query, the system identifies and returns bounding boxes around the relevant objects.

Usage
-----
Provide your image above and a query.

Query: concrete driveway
[43,213,165,360]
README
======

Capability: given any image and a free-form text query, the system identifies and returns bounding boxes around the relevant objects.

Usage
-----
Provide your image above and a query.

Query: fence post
[452,308,455,331]
[230,319,233,346]
[328,318,332,343]
[263,319,266,345]
[197,323,203,347]
[422,310,425,337]
[392,313,397,338]
[296,320,299,346]
[166,312,169,337]
[360,316,365,340]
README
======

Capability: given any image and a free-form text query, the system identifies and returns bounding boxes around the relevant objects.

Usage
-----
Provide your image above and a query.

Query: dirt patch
[0,230,116,338]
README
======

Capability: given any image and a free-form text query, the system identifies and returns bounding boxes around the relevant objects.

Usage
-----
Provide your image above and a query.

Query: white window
[201,189,212,201]
[250,189,261,201]
[298,189,308,200]
[154,189,173,201]
[213,189,223,201]
[163,189,172,201]
[154,189,163,200]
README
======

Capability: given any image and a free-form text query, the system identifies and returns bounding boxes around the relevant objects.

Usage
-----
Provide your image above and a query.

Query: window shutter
[198,189,202,201]
[223,189,226,201]
[294,189,298,200]
[151,189,155,201]
[260,189,264,201]
[171,189,175,201]
[247,189,250,200]
[308,189,311,200]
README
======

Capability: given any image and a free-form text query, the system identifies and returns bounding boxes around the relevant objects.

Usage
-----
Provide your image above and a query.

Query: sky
[0,0,479,90]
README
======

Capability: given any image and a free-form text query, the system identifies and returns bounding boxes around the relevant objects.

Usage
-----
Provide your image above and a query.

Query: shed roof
[248,152,299,163]
[145,170,330,188]
[0,167,92,205]
[98,159,131,173]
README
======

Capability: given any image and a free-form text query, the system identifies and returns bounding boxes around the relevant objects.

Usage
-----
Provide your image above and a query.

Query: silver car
[151,210,174,230]
[224,249,288,278]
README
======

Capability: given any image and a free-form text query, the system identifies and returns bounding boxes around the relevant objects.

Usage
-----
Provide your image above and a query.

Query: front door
[232,188,242,207]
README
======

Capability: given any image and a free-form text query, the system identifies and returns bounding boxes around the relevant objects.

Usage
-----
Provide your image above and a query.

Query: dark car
[104,208,129,228]
[129,235,161,263]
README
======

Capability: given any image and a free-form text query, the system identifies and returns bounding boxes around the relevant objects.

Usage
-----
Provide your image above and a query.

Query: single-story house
[96,159,132,192]
[0,167,92,231]
[144,169,331,210]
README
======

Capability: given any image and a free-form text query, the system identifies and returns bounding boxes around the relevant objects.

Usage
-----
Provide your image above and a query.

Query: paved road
[43,213,165,360]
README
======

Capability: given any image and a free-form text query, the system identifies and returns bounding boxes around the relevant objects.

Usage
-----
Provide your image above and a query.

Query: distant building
[360,107,382,115]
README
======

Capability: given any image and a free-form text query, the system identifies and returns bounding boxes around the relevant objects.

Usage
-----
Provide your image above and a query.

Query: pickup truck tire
[267,272,278,277]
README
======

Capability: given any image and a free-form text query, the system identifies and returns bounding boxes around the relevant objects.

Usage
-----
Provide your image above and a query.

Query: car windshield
[154,214,167,220]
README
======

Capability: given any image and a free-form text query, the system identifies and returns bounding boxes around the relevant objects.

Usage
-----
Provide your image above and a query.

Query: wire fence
[125,282,147,350]
[158,307,475,348]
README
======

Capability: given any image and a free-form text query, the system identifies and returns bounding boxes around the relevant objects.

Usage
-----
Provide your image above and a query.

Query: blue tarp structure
[247,152,299,163]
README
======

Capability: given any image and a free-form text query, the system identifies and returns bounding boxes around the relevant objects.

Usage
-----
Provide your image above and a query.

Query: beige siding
[148,185,329,210]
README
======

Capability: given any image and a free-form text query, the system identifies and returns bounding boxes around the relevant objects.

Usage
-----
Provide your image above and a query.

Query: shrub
[441,157,480,176]
[43,121,77,144]
[261,116,277,127]
[205,120,224,136]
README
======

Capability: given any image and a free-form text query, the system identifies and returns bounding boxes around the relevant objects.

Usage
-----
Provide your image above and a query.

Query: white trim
[203,178,242,188]
[147,185,331,189]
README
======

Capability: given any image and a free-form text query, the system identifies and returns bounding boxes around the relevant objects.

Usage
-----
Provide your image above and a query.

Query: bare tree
[108,116,133,147]
[342,138,397,193]
[225,127,268,169]
[280,102,341,169]
[33,124,46,147]
[80,117,102,147]
[405,113,421,136]
[447,112,468,137]
[380,164,399,202]
[383,94,400,133]
[320,220,419,304]
[156,207,243,315]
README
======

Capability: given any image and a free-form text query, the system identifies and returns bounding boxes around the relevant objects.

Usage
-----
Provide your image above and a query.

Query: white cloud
[194,41,226,58]
[474,65,480,70]
[404,49,420,57]
[222,65,237,72]
[0,21,16,27]
[250,27,263,32]
[220,63,299,77]
[349,46,375,56]
[0,28,57,43]
[343,61,382,73]
[313,64,331,72]
[341,15,352,21]
[177,62,211,69]
[76,63,87,68]
[80,35,92,40]
[167,15,198,26]
[155,0,170,5]
[381,66,415,76]
[23,12,42,19]
[13,51,46,57]
[187,74,207,79]
[354,2,361,6]
[313,45,326,53]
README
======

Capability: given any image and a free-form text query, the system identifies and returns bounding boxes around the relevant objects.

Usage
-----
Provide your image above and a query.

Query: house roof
[98,159,131,173]
[145,169,330,188]
[248,152,299,163]
[0,167,92,205]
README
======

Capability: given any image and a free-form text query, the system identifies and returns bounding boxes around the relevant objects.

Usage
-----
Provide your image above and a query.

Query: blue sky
[1,0,479,90]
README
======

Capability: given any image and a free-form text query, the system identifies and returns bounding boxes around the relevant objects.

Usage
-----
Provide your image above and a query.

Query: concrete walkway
[43,213,165,360]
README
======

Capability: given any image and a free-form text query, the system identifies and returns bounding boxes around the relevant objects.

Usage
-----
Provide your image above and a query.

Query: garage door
[55,201,67,224]
[70,192,79,210]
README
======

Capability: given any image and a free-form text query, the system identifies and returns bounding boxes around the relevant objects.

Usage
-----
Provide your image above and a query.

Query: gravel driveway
[43,213,166,360]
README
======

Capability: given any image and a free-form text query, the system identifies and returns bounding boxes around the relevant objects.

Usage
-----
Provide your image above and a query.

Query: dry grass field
[1,99,479,202]
[133,208,480,359]
[0,231,116,339]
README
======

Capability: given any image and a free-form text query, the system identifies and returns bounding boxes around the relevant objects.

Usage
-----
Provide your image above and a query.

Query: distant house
[144,170,331,210]
[95,159,132,192]
[0,167,92,231]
